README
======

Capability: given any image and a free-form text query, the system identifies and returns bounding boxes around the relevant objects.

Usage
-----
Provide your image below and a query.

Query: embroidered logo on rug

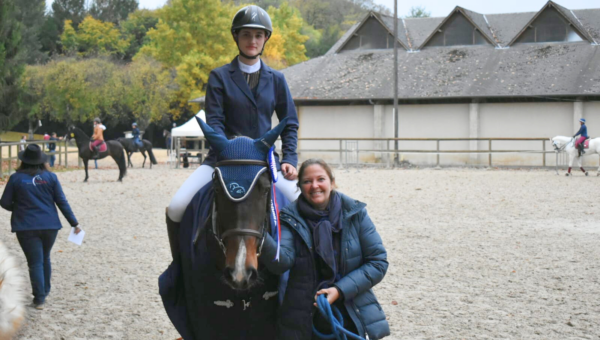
[229,183,246,196]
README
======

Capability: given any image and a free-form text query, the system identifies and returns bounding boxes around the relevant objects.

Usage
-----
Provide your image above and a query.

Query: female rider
[165,5,300,254]
[574,118,588,155]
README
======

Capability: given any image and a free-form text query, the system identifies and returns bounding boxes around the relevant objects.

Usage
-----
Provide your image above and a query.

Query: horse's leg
[127,151,133,168]
[83,159,89,182]
[579,155,588,176]
[566,152,573,176]
[141,150,147,168]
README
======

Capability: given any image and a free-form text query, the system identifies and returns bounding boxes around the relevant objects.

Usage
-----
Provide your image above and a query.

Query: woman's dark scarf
[297,191,343,284]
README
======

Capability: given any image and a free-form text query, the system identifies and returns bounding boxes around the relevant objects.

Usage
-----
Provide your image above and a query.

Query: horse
[117,138,158,169]
[67,126,127,182]
[551,136,600,176]
[0,240,27,340]
[159,117,290,339]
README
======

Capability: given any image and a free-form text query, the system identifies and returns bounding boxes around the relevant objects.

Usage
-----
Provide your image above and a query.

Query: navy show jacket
[1,171,78,232]
[203,57,299,168]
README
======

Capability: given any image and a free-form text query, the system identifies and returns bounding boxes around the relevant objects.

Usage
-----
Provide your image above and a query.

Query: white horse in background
[0,240,26,340]
[551,136,600,176]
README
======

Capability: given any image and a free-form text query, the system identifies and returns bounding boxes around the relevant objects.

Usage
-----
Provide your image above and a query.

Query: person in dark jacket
[0,144,81,310]
[573,118,589,156]
[48,132,58,167]
[131,122,143,150]
[166,5,300,238]
[260,159,390,340]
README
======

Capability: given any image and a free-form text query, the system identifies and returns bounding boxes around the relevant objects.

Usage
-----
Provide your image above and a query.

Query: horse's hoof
[565,173,570,177]
[585,172,589,176]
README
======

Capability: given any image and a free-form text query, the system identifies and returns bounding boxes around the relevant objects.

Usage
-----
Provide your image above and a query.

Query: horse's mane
[72,126,90,139]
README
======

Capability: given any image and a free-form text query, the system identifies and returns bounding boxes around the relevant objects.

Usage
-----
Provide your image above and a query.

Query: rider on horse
[574,118,589,156]
[91,118,105,159]
[165,5,300,234]
[131,122,143,151]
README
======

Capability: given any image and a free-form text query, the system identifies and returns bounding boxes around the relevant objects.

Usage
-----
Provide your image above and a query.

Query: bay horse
[67,126,127,182]
[159,117,290,339]
[551,136,600,176]
[117,138,158,169]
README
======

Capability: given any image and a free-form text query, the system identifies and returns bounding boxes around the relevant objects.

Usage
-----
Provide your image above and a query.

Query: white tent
[170,110,207,168]
[171,110,206,137]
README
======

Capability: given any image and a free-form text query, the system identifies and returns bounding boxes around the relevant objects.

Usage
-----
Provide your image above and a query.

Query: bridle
[553,138,573,152]
[210,159,272,257]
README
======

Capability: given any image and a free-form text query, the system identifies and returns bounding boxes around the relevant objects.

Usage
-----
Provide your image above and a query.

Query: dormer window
[425,13,492,47]
[515,7,584,43]
[341,16,402,52]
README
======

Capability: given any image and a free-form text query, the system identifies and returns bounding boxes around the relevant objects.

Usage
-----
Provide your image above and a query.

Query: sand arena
[1,151,599,339]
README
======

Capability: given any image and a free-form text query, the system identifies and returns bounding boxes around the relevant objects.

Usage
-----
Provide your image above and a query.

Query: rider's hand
[314,287,340,306]
[281,163,298,180]
[73,226,82,235]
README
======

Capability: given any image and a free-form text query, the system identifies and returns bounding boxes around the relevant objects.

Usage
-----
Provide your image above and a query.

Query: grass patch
[0,131,44,142]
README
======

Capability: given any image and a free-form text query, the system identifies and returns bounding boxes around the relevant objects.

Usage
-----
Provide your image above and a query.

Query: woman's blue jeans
[16,230,59,304]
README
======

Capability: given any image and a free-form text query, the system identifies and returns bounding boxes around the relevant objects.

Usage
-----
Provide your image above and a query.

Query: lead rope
[312,295,367,340]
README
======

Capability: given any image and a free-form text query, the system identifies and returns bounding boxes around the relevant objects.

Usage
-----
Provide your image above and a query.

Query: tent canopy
[171,110,206,137]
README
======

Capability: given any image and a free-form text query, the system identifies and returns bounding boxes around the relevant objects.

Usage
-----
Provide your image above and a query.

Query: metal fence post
[58,143,62,166]
[436,140,440,167]
[338,140,343,169]
[488,140,492,167]
[8,144,13,175]
[65,142,68,168]
[542,140,546,167]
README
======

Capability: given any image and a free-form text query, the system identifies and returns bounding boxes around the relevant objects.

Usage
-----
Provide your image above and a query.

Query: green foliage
[405,6,431,18]
[0,0,26,133]
[13,0,47,64]
[51,0,87,30]
[120,9,159,61]
[268,2,308,66]
[61,16,129,57]
[89,0,139,25]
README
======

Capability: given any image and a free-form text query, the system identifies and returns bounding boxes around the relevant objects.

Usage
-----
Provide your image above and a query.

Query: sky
[50,0,600,16]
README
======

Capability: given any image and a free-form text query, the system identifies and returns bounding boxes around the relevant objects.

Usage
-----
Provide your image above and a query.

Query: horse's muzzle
[223,266,259,291]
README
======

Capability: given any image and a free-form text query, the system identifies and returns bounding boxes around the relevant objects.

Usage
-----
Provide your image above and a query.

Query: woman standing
[0,144,80,310]
[260,159,390,340]
[165,5,300,257]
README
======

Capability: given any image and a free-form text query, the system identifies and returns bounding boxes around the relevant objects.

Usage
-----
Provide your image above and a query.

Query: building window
[425,13,491,47]
[341,17,397,51]
[515,7,584,43]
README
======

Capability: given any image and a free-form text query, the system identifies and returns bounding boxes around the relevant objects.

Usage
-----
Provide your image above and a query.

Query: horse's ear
[254,117,289,154]
[195,117,229,154]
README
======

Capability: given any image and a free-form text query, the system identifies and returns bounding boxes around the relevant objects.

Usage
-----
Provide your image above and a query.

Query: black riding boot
[93,146,100,159]
[166,209,181,261]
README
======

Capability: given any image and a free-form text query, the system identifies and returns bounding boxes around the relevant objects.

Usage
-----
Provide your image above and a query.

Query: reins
[313,294,367,340]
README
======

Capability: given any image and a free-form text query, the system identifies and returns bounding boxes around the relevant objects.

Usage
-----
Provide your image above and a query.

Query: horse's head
[66,126,78,141]
[197,117,288,290]
[551,136,571,151]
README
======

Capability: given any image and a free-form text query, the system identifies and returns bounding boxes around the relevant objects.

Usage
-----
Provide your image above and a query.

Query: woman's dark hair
[296,158,337,189]
[17,162,49,176]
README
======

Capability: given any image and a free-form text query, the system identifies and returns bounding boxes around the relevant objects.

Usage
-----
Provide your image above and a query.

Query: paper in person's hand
[68,228,85,246]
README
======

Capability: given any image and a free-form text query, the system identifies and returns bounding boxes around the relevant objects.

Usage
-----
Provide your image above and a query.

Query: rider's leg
[274,171,300,202]
[167,164,214,222]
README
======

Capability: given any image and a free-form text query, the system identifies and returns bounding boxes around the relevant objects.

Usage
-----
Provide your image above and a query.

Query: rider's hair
[94,118,101,124]
[17,162,49,176]
[296,158,337,190]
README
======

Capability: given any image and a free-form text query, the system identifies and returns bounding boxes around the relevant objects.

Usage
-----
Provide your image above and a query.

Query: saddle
[89,141,107,153]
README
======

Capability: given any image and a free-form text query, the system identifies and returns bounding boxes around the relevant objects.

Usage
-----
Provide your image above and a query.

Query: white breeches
[167,165,299,222]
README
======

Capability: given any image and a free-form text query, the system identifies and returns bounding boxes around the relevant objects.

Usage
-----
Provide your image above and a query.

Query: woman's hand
[314,287,340,306]
[281,163,298,180]
[73,226,82,235]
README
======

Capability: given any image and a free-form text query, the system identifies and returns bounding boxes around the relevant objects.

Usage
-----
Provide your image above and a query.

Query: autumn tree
[406,6,430,18]
[268,2,308,67]
[14,0,46,64]
[61,16,129,57]
[120,9,159,61]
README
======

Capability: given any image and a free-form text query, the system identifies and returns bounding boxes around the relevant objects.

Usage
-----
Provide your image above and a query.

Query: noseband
[211,159,271,257]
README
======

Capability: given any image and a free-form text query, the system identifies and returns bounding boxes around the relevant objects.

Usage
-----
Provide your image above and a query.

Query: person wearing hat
[131,122,143,151]
[165,5,300,236]
[91,118,105,158]
[0,144,80,310]
[573,118,589,156]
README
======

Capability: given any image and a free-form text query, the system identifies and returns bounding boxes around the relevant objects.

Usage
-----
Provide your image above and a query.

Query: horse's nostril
[248,268,258,282]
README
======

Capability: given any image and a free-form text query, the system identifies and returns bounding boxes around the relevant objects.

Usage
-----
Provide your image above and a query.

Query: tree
[89,0,139,25]
[61,16,129,57]
[138,0,236,114]
[51,0,87,30]
[268,2,308,67]
[0,0,26,133]
[405,6,430,18]
[14,0,47,64]
[120,9,159,61]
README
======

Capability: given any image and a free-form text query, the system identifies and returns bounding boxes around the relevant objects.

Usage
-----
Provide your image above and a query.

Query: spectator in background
[19,135,27,152]
[48,133,58,167]
[0,144,80,310]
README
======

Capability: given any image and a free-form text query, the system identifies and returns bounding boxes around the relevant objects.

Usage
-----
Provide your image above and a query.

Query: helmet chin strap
[234,34,269,60]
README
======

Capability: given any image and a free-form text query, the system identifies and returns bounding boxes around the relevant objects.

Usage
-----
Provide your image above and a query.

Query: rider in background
[131,122,143,151]
[166,5,300,229]
[90,118,104,159]
[573,118,588,155]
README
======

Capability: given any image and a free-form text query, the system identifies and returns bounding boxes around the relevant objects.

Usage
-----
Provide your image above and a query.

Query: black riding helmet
[231,5,272,59]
